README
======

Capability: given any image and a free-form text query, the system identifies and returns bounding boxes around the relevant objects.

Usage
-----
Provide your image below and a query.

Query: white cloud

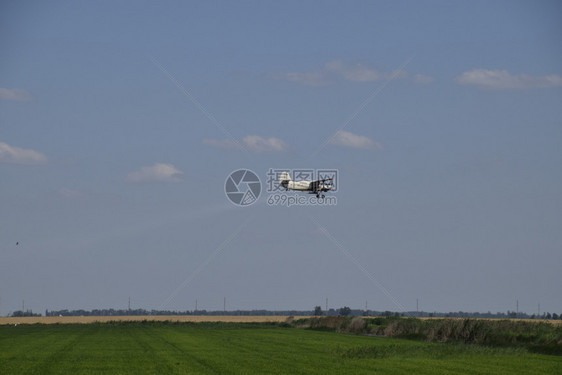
[126,163,183,183]
[242,135,288,152]
[456,69,562,90]
[204,135,288,152]
[325,61,380,82]
[284,61,416,86]
[328,130,382,150]
[0,142,47,165]
[413,74,434,84]
[285,61,385,86]
[0,88,32,101]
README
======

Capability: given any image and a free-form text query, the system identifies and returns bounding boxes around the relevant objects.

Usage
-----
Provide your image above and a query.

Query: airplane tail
[279,171,291,186]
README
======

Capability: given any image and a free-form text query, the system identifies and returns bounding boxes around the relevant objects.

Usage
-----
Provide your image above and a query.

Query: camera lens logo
[225,169,261,206]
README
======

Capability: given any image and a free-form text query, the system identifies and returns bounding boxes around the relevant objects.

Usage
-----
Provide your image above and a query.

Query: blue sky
[1,1,561,315]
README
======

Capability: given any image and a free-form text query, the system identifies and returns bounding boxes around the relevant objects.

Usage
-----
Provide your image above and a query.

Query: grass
[0,321,560,374]
[296,316,562,353]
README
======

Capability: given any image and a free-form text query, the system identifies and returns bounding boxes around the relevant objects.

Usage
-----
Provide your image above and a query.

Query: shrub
[347,317,366,334]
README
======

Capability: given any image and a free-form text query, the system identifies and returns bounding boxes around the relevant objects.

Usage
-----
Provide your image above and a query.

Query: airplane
[278,171,333,198]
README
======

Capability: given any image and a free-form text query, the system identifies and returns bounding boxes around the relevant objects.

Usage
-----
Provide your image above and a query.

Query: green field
[1,322,560,374]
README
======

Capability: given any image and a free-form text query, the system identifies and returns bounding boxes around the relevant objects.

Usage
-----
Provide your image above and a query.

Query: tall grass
[293,316,562,355]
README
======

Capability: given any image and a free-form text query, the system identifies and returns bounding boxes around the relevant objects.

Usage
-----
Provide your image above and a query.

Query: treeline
[44,309,314,317]
[10,310,41,317]
[404,310,561,320]
[35,307,562,319]
[313,306,562,320]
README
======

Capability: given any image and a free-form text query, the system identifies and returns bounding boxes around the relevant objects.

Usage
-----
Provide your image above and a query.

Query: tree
[11,310,40,317]
[339,306,351,316]
[314,306,323,316]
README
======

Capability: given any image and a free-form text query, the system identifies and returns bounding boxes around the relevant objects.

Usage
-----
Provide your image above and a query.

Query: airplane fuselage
[278,171,333,198]
[281,180,332,193]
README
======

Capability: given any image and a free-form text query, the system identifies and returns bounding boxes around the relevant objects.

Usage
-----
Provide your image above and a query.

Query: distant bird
[16,242,19,246]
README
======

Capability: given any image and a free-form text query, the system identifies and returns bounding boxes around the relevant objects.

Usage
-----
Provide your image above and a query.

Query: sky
[1,0,561,316]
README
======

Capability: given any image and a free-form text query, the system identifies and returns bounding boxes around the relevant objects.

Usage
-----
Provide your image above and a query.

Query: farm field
[0,315,298,325]
[2,315,560,326]
[1,322,560,375]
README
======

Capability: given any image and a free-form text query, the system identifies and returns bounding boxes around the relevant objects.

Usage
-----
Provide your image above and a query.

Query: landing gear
[316,193,326,199]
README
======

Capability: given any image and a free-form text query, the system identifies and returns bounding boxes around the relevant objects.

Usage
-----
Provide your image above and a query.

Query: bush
[347,317,366,334]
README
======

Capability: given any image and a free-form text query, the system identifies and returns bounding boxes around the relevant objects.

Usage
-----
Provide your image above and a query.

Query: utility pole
[325,298,328,314]
[128,297,131,311]
[516,299,518,317]
[195,299,198,313]
[223,297,226,314]
[416,299,419,313]
[538,303,540,317]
